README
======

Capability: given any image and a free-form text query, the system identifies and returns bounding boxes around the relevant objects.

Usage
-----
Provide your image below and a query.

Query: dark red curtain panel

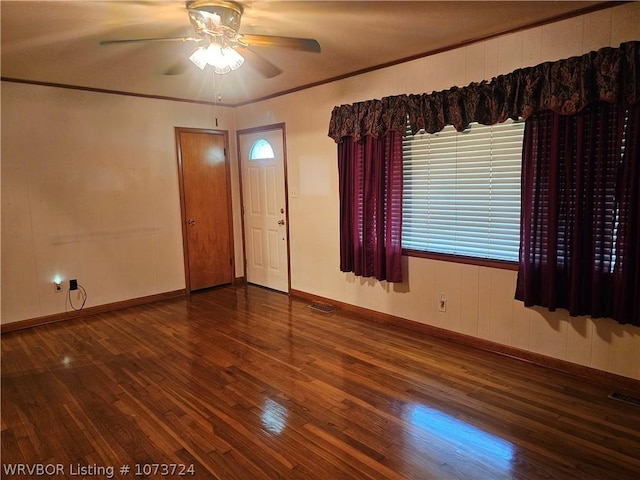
[516,102,640,326]
[338,132,403,282]
[613,104,640,325]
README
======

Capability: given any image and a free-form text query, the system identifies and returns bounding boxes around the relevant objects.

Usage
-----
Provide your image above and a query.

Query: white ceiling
[1,0,611,106]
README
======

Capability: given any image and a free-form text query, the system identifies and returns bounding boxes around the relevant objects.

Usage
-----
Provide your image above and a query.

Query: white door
[239,127,289,292]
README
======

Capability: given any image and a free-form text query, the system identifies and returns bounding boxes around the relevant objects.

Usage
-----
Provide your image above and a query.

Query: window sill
[403,249,518,271]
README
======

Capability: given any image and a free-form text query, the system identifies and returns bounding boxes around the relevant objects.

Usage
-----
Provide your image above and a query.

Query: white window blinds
[402,119,525,262]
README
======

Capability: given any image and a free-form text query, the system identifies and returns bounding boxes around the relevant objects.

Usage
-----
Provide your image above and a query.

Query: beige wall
[1,3,639,380]
[234,2,640,380]
[1,84,242,322]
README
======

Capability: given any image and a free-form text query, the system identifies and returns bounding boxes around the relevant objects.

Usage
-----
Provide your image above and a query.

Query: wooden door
[238,127,289,292]
[176,128,234,291]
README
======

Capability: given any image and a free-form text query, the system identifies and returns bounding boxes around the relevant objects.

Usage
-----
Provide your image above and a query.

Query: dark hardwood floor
[2,284,639,479]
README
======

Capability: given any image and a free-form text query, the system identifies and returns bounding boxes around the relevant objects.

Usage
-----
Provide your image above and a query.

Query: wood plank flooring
[2,284,639,479]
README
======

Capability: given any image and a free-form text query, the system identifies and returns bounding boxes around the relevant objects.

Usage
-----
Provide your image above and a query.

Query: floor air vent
[608,392,640,407]
[308,302,335,314]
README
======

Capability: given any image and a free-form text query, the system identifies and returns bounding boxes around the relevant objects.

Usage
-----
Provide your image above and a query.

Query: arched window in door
[249,138,275,160]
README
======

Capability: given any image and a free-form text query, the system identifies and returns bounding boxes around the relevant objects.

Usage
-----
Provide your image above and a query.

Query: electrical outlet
[54,281,63,293]
[69,279,78,291]
[438,293,447,312]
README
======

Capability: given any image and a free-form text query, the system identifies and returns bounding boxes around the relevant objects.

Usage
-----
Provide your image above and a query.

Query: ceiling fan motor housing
[187,1,243,37]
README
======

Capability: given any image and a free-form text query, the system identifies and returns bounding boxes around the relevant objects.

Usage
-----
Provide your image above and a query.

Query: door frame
[175,127,235,294]
[236,123,291,293]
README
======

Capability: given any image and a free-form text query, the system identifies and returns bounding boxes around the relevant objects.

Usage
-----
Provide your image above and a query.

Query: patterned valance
[328,41,640,142]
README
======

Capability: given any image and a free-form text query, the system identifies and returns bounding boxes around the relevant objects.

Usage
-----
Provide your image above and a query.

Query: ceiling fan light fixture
[219,46,244,72]
[188,47,209,70]
[189,44,244,74]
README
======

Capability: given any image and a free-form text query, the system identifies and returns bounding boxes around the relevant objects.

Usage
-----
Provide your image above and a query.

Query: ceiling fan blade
[234,45,282,78]
[99,37,201,46]
[239,34,320,53]
[164,60,189,76]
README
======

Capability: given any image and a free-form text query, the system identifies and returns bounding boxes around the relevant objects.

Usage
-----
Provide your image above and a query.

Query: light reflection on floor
[262,398,288,435]
[405,403,514,473]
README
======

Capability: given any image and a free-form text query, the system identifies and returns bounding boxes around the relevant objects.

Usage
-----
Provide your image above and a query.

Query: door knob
[278,219,285,226]
[187,219,196,226]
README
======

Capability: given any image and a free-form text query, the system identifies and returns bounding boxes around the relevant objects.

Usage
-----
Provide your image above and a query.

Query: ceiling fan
[99,0,321,78]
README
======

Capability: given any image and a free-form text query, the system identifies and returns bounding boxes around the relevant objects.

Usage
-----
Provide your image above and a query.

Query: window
[249,139,275,160]
[402,119,525,263]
